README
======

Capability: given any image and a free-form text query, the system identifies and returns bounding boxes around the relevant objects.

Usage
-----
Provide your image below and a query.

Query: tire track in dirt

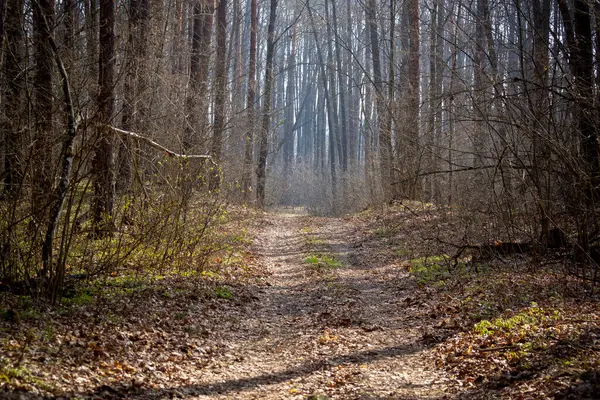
[191,211,449,399]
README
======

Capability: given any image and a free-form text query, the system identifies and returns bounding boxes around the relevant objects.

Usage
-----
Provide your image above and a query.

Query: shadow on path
[74,342,424,399]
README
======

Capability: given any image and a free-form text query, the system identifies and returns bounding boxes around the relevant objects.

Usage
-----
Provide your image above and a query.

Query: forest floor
[1,203,599,399]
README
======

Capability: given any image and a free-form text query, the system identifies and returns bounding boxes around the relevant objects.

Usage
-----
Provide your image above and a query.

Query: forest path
[192,211,448,399]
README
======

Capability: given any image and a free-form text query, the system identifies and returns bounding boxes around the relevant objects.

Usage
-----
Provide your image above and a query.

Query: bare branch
[104,125,214,163]
[392,164,533,185]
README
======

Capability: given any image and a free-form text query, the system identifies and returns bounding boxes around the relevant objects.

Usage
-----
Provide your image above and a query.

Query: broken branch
[104,125,214,164]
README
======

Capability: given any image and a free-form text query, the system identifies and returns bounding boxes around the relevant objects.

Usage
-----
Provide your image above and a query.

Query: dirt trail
[192,211,448,399]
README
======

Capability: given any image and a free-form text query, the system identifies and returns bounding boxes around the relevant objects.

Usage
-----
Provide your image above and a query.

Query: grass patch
[395,247,411,257]
[302,227,325,248]
[304,254,342,270]
[200,270,223,280]
[306,236,324,246]
[214,286,234,300]
[408,255,451,284]
[61,290,95,307]
[373,227,395,239]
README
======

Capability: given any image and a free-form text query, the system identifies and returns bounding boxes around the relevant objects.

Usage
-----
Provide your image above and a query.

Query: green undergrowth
[428,265,600,395]
[471,302,563,365]
[437,298,600,394]
[407,254,472,285]
[0,296,41,322]
[58,262,246,305]
[0,204,257,325]
[1,188,257,303]
[373,227,396,239]
[0,363,55,393]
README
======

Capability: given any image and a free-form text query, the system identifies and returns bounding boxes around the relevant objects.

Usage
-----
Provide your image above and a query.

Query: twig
[547,335,599,352]
[478,346,517,352]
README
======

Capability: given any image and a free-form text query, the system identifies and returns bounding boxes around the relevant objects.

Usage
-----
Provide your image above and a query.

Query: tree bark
[241,0,257,201]
[85,0,98,97]
[119,0,148,194]
[35,3,77,302]
[308,0,337,207]
[92,0,116,235]
[324,0,339,194]
[184,0,214,151]
[1,0,23,198]
[331,0,347,173]
[529,0,552,247]
[256,0,278,209]
[209,0,227,191]
[32,0,55,222]
[406,0,420,199]
[283,29,296,178]
[365,0,392,200]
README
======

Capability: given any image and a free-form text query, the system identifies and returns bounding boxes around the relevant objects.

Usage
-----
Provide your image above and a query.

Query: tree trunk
[241,0,257,201]
[85,0,98,98]
[1,0,23,198]
[32,0,55,222]
[282,29,296,181]
[472,0,487,173]
[331,0,347,173]
[35,2,77,302]
[426,0,444,203]
[92,0,116,235]
[447,4,460,205]
[209,0,227,191]
[315,70,326,172]
[183,0,214,151]
[346,0,357,168]
[308,1,337,208]
[256,0,278,209]
[363,21,374,200]
[118,0,147,194]
[406,0,420,199]
[62,0,74,53]
[365,0,392,200]
[425,0,437,202]
[324,0,339,200]
[571,0,599,187]
[529,0,551,247]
